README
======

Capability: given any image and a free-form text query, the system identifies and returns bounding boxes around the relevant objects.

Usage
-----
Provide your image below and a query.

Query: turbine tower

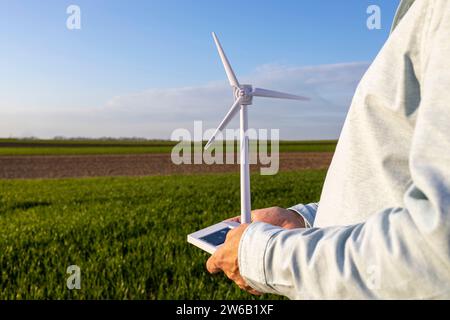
[206,32,309,224]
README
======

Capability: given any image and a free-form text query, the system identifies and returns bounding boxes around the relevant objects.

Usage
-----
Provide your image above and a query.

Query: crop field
[0,139,331,299]
[0,170,326,299]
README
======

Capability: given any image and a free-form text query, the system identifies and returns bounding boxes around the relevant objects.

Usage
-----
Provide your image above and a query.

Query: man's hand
[206,206,304,295]
[206,224,262,296]
[227,206,305,229]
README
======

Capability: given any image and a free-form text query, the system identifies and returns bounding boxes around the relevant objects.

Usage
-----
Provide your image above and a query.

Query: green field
[0,170,326,299]
[0,138,337,155]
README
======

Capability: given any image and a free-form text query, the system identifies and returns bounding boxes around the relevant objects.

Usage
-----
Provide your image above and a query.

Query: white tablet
[187,221,241,255]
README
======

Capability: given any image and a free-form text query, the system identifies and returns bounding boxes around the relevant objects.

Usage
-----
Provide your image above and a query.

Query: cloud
[0,62,369,140]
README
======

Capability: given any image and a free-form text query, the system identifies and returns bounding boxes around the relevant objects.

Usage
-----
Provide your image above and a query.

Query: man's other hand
[227,206,305,229]
[206,224,262,295]
[207,207,304,294]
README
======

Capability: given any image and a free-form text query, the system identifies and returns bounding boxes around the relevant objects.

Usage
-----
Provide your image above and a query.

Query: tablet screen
[199,227,232,246]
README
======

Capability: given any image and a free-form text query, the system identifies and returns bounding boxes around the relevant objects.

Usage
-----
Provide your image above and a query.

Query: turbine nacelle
[234,85,253,105]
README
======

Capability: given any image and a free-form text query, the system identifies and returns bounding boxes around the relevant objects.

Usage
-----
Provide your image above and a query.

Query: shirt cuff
[287,203,318,228]
[238,222,284,293]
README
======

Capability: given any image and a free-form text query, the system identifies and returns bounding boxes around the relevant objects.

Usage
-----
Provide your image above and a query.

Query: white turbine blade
[205,97,242,150]
[212,32,240,88]
[251,88,309,101]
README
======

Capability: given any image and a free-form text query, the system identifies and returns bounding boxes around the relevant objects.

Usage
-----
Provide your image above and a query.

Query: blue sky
[0,0,400,139]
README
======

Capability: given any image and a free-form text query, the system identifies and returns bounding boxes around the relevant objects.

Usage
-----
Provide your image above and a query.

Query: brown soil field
[0,152,333,179]
[0,141,172,148]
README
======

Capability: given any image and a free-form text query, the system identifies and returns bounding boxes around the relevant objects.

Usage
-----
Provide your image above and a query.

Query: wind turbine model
[187,32,309,254]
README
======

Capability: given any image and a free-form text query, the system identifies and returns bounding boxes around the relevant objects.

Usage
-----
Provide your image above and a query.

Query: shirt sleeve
[239,0,450,299]
[287,203,318,228]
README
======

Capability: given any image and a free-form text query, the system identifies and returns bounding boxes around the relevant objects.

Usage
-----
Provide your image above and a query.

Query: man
[206,0,450,299]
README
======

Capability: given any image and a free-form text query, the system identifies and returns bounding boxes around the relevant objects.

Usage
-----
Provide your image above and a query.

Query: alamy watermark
[66,265,81,290]
[64,4,382,31]
[366,264,381,290]
[367,5,382,30]
[171,121,280,176]
[66,5,81,30]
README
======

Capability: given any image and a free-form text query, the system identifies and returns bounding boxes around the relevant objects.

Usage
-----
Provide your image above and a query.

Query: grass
[0,139,337,156]
[0,170,326,299]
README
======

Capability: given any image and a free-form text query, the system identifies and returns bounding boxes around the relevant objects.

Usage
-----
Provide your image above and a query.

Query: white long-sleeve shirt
[238,0,450,299]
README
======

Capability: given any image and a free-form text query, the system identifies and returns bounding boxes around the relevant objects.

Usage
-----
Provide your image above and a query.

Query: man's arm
[239,2,450,298]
